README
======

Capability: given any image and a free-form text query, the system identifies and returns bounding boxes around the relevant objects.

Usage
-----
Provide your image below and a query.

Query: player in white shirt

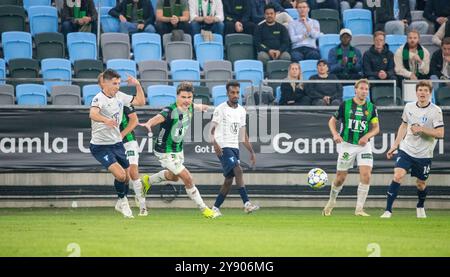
[381,80,445,219]
[89,69,146,218]
[209,81,258,217]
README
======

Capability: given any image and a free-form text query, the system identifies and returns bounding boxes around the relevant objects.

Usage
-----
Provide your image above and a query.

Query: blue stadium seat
[28,6,58,36]
[193,34,224,69]
[41,58,72,94]
[23,0,50,12]
[170,59,201,86]
[285,8,299,20]
[318,34,340,61]
[234,59,264,97]
[100,7,120,33]
[0,59,5,85]
[67,32,98,63]
[386,35,407,54]
[343,9,372,35]
[342,85,371,101]
[83,84,101,105]
[151,0,158,11]
[132,33,162,62]
[212,85,228,106]
[147,85,177,108]
[299,59,318,80]
[1,31,32,62]
[275,86,281,104]
[93,0,117,8]
[106,59,137,86]
[16,84,47,105]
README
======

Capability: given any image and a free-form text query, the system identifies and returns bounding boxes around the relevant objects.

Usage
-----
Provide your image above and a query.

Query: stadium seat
[16,84,47,105]
[162,33,193,63]
[82,84,101,105]
[203,60,233,91]
[93,0,117,7]
[34,32,65,61]
[371,85,402,106]
[212,85,232,106]
[319,34,340,60]
[234,60,264,97]
[244,85,274,106]
[3,0,20,5]
[435,87,450,106]
[99,6,120,33]
[343,9,372,35]
[119,86,137,97]
[101,33,131,63]
[421,34,439,57]
[299,59,318,80]
[23,0,51,11]
[1,31,33,63]
[106,59,137,86]
[132,33,162,63]
[386,35,406,54]
[266,60,291,92]
[0,84,14,105]
[74,59,104,87]
[311,9,340,34]
[28,6,58,36]
[147,85,177,108]
[67,32,97,63]
[225,34,255,63]
[138,60,169,89]
[193,85,211,105]
[0,5,26,35]
[0,59,5,85]
[193,33,224,68]
[342,85,371,101]
[351,34,373,55]
[41,58,72,94]
[8,58,40,86]
[285,8,299,20]
[51,85,82,105]
[170,59,201,86]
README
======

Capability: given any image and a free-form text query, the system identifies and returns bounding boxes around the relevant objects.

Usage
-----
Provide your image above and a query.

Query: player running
[140,82,216,218]
[323,79,380,217]
[381,80,444,218]
[209,81,258,217]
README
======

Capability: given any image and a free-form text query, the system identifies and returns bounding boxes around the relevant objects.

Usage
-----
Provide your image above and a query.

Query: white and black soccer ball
[307,168,328,189]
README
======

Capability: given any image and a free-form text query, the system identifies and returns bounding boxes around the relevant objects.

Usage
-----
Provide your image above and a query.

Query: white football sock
[329,182,343,202]
[131,179,146,209]
[356,183,370,211]
[185,185,207,210]
[149,170,167,185]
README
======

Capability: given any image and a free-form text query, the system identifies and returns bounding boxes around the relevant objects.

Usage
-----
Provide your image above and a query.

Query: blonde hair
[354,78,370,89]
[287,62,303,90]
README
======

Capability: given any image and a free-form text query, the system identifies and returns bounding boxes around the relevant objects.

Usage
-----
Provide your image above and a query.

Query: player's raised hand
[386,146,397,159]
[138,121,151,131]
[333,133,343,143]
[126,74,140,86]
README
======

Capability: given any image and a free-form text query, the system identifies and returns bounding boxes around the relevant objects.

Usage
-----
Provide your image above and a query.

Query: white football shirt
[90,91,133,145]
[399,102,444,158]
[212,102,246,149]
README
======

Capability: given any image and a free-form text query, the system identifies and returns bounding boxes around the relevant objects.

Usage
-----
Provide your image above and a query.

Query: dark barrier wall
[0,107,448,173]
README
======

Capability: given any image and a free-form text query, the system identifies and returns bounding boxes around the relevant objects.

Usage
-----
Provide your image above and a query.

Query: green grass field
[1,207,450,257]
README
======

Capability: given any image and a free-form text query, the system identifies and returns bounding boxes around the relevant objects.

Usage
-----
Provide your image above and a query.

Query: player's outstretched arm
[328,116,343,143]
[241,127,256,167]
[127,75,146,106]
[387,122,408,159]
[89,107,117,128]
[138,114,165,132]
[193,103,210,112]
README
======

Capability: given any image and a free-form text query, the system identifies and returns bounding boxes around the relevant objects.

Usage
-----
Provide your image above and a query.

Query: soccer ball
[307,168,328,189]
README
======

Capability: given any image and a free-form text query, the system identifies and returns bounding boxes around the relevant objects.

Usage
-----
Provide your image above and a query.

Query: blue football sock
[386,181,401,213]
[114,179,126,199]
[124,183,129,197]
[214,193,226,209]
[238,187,249,204]
[417,187,428,208]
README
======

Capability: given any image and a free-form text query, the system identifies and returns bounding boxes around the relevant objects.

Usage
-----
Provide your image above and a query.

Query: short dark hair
[295,0,308,8]
[416,80,432,92]
[264,3,276,13]
[177,81,194,95]
[226,81,240,92]
[442,37,450,46]
[102,69,121,81]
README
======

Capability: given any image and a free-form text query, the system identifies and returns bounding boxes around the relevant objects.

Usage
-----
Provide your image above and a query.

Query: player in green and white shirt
[139,82,217,218]
[323,79,380,217]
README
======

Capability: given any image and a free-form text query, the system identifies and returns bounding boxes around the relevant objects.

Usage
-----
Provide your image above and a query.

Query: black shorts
[395,150,432,181]
[90,142,129,170]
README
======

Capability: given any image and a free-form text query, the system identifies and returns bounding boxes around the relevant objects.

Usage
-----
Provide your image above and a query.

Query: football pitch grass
[1,207,450,257]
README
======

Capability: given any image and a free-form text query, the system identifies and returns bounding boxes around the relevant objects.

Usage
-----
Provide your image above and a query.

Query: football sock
[214,193,226,209]
[114,179,126,199]
[329,182,343,202]
[149,170,167,185]
[185,185,207,210]
[124,183,129,197]
[385,181,401,213]
[356,183,370,211]
[417,187,428,208]
[131,179,146,208]
[238,187,250,204]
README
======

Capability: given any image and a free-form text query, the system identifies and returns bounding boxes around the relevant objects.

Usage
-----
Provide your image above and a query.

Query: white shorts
[124,141,139,165]
[154,151,185,175]
[336,141,373,171]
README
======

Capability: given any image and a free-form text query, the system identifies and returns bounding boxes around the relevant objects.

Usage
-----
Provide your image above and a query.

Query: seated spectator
[287,0,321,62]
[423,0,450,32]
[309,0,339,10]
[373,0,428,35]
[255,4,291,67]
[432,16,450,47]
[223,0,255,36]
[328,28,363,80]
[394,29,430,80]
[340,1,363,14]
[189,0,224,35]
[155,0,191,36]
[304,59,343,105]
[61,0,98,37]
[363,31,396,80]
[251,0,293,26]
[280,62,310,105]
[109,0,156,34]
[279,0,296,8]
[430,37,450,89]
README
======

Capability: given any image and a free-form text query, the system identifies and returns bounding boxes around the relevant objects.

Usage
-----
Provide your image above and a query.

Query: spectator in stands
[288,0,321,62]
[109,0,156,34]
[223,0,255,36]
[308,0,339,10]
[189,0,224,35]
[255,3,291,67]
[280,62,310,105]
[250,0,293,26]
[279,0,296,8]
[423,0,450,32]
[430,37,450,88]
[363,31,396,80]
[155,0,191,36]
[328,28,363,80]
[61,0,98,38]
[372,0,428,35]
[432,16,450,46]
[394,29,430,80]
[304,59,343,105]
[340,1,363,14]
